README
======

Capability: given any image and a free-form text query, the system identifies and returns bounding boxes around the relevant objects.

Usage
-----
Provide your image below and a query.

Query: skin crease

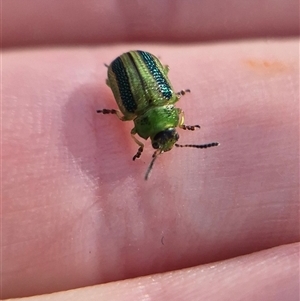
[2,1,299,301]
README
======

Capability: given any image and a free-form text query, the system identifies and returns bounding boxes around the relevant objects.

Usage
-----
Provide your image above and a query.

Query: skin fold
[2,1,299,300]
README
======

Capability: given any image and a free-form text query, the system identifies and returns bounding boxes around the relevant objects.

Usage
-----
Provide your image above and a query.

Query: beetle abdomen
[107,51,176,119]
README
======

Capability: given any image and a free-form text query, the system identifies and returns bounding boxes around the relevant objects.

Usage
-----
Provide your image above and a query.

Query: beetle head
[151,128,179,152]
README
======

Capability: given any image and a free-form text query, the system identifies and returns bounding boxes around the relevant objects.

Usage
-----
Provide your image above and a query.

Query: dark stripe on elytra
[111,56,137,113]
[137,51,172,100]
[128,52,150,104]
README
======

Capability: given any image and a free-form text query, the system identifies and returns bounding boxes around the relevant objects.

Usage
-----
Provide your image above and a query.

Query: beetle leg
[105,78,111,87]
[180,124,201,130]
[131,128,144,161]
[176,89,191,98]
[163,65,170,74]
[178,109,201,131]
[96,109,127,121]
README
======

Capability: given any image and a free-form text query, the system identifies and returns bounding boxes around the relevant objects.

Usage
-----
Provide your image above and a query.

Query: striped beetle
[97,50,219,180]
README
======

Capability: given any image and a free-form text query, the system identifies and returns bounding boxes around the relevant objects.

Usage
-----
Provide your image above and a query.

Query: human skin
[2,1,299,300]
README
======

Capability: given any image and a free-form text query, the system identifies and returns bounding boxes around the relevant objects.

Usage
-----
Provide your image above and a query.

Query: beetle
[97,50,219,180]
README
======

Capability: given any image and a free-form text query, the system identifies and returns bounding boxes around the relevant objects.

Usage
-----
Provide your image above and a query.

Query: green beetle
[97,50,219,179]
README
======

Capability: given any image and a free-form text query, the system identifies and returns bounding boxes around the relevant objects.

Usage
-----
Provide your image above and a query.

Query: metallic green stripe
[137,51,172,100]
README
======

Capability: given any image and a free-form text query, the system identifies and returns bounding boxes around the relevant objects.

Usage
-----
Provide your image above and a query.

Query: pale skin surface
[2,1,300,300]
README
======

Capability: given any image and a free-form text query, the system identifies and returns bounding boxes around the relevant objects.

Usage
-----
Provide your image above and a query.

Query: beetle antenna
[145,150,161,180]
[175,142,219,149]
